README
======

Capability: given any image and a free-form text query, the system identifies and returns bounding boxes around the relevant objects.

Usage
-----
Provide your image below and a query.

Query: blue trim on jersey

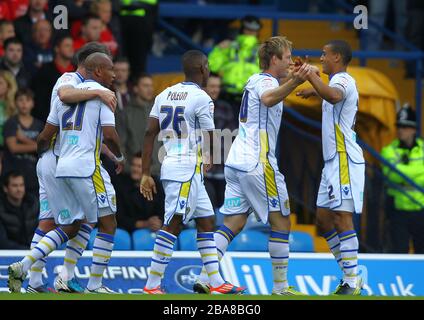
[75,72,85,82]
[329,71,347,81]
[259,72,278,81]
[181,81,200,88]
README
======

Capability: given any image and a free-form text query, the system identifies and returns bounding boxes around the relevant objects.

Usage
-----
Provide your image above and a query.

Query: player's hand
[292,63,310,85]
[115,160,124,174]
[98,90,117,112]
[308,65,320,77]
[296,88,318,99]
[140,174,157,201]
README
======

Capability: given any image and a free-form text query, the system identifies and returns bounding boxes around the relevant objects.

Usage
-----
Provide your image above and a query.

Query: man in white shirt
[297,40,365,295]
[140,50,245,295]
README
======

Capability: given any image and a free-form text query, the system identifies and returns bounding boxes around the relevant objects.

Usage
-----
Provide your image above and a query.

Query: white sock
[145,230,176,289]
[269,230,290,291]
[323,229,343,271]
[87,232,114,291]
[60,224,92,281]
[22,228,69,273]
[198,225,235,284]
[28,229,47,288]
[338,230,359,288]
[197,232,224,288]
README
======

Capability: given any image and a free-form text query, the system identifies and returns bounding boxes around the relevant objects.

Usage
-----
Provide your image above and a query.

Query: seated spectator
[0,170,39,249]
[71,0,119,57]
[203,73,237,209]
[0,37,31,89]
[23,19,54,76]
[0,70,17,150]
[32,34,74,122]
[0,20,15,57]
[72,14,103,53]
[118,73,159,171]
[14,0,50,46]
[2,88,43,196]
[113,56,131,139]
[115,151,164,233]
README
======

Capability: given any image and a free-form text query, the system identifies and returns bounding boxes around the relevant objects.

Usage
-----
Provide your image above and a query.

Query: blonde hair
[258,36,292,70]
[0,70,17,117]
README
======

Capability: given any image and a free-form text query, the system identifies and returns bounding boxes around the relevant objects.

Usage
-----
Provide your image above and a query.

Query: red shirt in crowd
[0,0,29,20]
[71,20,118,56]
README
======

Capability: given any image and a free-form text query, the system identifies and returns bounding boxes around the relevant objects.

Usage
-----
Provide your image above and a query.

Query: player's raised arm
[306,70,344,104]
[58,86,117,112]
[261,64,310,107]
[140,117,160,201]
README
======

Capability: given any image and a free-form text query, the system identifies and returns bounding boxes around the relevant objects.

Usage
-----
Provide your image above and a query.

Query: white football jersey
[47,80,115,178]
[150,81,215,182]
[225,73,283,171]
[48,72,85,155]
[322,72,364,163]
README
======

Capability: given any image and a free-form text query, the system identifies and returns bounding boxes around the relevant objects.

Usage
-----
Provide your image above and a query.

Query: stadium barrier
[1,251,423,296]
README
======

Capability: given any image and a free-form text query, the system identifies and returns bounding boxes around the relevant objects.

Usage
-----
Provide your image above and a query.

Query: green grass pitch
[0,293,423,300]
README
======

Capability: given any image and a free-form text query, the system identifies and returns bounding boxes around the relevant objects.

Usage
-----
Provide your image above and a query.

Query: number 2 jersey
[225,73,283,172]
[150,81,215,182]
[322,72,364,163]
[47,80,115,178]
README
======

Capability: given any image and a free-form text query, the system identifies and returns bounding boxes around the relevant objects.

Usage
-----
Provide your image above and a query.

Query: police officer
[208,15,261,117]
[381,105,424,253]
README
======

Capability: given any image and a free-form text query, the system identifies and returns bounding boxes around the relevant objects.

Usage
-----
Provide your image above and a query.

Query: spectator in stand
[0,1,29,21]
[32,34,74,123]
[2,88,43,196]
[0,170,39,249]
[14,0,51,46]
[113,57,131,139]
[120,0,158,80]
[23,19,54,77]
[117,73,158,167]
[0,20,15,57]
[405,0,424,78]
[71,2,119,57]
[0,37,31,89]
[115,151,163,233]
[203,73,237,209]
[365,0,407,51]
[72,14,103,53]
[0,70,17,151]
